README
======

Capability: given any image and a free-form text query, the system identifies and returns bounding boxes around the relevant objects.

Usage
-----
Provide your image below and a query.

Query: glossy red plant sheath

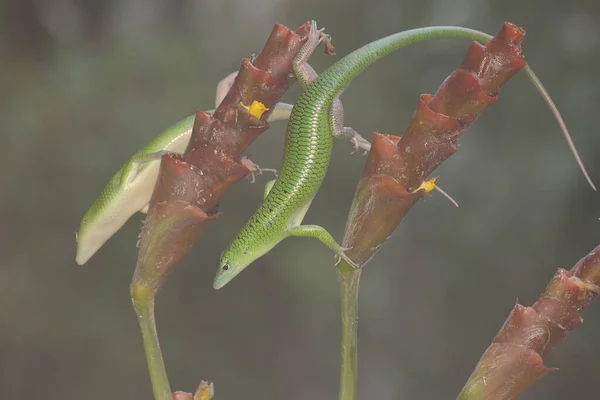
[342,22,527,267]
[132,22,311,295]
[130,22,314,398]
[458,245,600,399]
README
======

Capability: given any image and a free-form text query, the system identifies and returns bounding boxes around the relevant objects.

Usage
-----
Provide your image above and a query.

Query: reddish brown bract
[459,246,600,399]
[342,22,527,267]
[132,22,311,295]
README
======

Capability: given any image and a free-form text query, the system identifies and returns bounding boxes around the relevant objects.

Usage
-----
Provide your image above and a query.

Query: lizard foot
[333,119,371,155]
[350,135,372,155]
[301,21,334,60]
[241,157,278,184]
[334,247,360,269]
[299,21,324,62]
[309,21,336,56]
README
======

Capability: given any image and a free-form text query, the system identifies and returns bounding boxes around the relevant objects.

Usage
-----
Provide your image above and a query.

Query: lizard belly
[75,173,155,264]
[75,132,192,264]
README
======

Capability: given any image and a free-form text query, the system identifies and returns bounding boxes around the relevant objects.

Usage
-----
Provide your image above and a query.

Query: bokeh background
[2,0,600,399]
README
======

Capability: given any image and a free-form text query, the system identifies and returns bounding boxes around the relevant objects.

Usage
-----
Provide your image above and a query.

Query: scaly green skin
[75,115,195,265]
[75,104,293,265]
[215,24,593,289]
[78,25,592,271]
[215,26,493,288]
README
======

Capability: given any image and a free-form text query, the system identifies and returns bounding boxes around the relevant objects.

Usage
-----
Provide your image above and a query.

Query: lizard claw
[334,247,360,269]
[309,21,336,56]
[318,31,336,55]
[350,136,371,155]
[257,167,278,177]
[307,21,322,44]
[297,21,334,69]
[240,157,278,183]
[350,138,359,154]
[296,21,324,67]
[316,28,327,46]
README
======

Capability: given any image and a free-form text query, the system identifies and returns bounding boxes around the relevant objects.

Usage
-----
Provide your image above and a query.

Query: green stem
[132,289,172,400]
[336,260,362,400]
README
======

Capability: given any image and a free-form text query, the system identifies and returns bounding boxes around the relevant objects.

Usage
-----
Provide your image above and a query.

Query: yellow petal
[411,176,438,194]
[240,100,270,119]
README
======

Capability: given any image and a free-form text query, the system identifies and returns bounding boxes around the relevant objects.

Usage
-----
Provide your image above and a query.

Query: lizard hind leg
[121,150,179,186]
[331,100,371,153]
[288,224,359,268]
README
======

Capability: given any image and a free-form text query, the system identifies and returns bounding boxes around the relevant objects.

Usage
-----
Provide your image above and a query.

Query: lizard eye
[221,262,230,271]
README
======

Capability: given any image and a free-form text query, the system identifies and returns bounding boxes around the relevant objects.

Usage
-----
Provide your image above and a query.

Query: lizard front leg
[121,150,179,186]
[293,24,371,153]
[240,157,278,184]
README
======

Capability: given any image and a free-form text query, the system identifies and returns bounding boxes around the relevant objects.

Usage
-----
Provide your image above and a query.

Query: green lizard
[214,22,595,289]
[77,24,592,269]
[74,71,293,265]
[75,69,369,265]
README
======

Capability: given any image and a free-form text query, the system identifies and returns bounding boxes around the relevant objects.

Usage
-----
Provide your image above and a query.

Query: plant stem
[132,288,172,400]
[336,260,362,400]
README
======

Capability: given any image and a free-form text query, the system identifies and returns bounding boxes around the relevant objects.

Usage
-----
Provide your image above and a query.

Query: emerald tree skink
[74,71,294,265]
[214,22,595,289]
[76,67,367,265]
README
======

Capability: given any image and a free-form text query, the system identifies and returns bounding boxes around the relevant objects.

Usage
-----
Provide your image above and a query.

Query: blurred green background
[2,0,600,399]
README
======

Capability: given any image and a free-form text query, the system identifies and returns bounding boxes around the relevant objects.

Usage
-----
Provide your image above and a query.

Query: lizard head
[75,176,138,265]
[75,209,103,265]
[75,162,154,265]
[214,247,255,290]
[213,235,276,290]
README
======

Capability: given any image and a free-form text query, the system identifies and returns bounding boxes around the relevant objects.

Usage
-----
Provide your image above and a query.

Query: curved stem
[132,288,172,400]
[336,260,362,400]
